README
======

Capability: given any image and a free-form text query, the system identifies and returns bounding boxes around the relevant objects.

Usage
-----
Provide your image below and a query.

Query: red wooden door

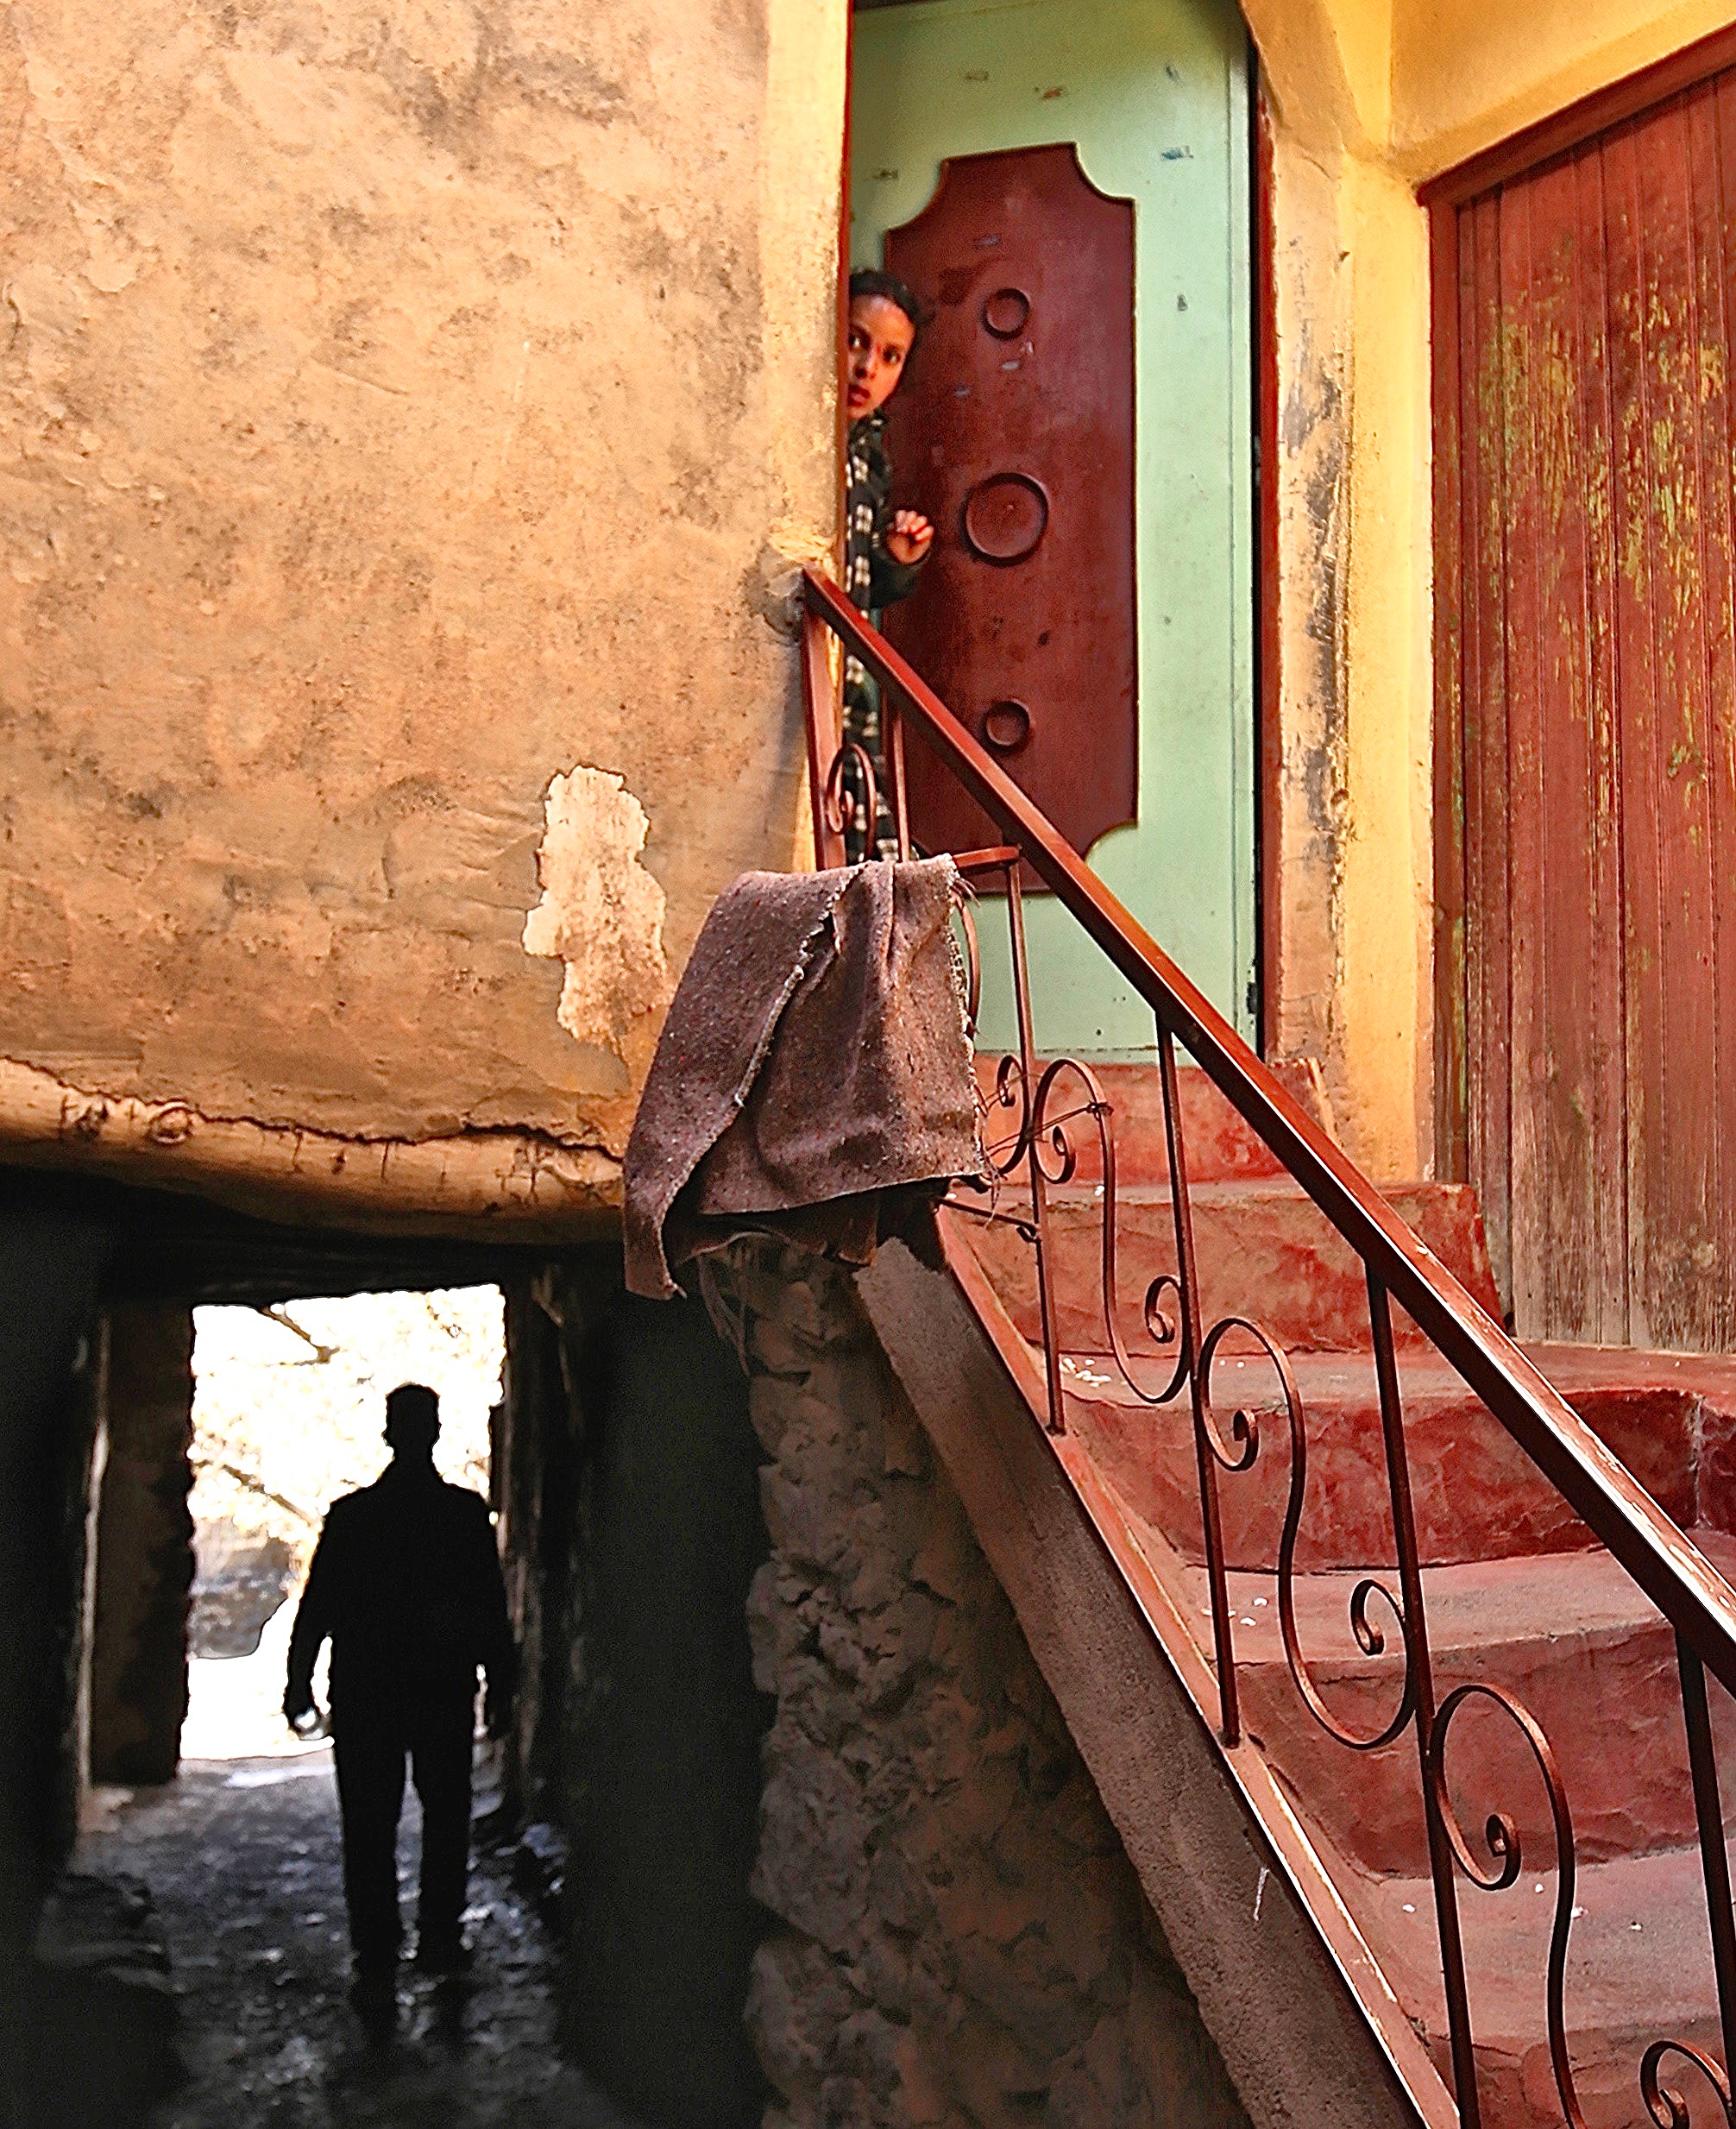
[881,143,1137,864]
[1441,72,1736,1348]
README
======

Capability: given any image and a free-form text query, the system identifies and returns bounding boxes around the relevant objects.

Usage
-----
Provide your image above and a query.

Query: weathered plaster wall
[1333,155,1433,1179]
[0,0,845,1231]
[1236,0,1434,1175]
[714,1241,1254,2129]
[6,0,1721,1212]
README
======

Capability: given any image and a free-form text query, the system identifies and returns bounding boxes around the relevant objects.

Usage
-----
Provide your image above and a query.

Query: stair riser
[1688,1403,1736,1538]
[1324,1779,1735,2129]
[1241,1617,1736,1877]
[969,1183,1501,1357]
[973,1056,1332,1187]
[1067,1382,1697,1571]
[1430,2016,1722,2129]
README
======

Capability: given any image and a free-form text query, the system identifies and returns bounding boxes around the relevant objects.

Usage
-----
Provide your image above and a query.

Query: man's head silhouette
[384,1382,441,1463]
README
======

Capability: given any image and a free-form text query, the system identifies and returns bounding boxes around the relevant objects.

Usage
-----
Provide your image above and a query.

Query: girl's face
[847,294,916,419]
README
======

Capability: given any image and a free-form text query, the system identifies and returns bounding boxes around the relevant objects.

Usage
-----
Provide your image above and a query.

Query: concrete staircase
[949,1059,1736,2129]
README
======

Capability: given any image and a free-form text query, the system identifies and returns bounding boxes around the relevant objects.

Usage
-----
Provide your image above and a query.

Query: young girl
[843,268,934,860]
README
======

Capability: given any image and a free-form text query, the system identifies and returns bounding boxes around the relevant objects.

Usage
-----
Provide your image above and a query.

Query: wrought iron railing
[801,564,1736,2129]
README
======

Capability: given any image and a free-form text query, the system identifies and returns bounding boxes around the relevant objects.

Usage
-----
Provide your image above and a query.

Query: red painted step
[967,1051,1499,1352]
[973,1055,1337,1186]
[965,1177,1503,1357]
[1055,1345,1721,1571]
[1355,1840,1733,2129]
[1206,1538,1736,1877]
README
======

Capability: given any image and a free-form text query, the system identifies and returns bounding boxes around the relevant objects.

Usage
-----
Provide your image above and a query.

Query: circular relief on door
[982,700,1033,754]
[982,287,1031,339]
[961,473,1049,564]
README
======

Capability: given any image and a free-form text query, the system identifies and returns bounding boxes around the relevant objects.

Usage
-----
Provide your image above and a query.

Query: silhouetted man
[284,1383,515,2010]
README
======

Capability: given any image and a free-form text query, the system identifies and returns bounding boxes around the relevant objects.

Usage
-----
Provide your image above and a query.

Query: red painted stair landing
[953,1055,1736,2129]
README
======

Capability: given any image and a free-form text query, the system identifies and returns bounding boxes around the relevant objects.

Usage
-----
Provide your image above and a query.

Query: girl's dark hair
[849,267,925,345]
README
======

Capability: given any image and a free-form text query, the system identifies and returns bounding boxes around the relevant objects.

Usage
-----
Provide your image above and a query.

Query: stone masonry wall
[711,1242,1254,2129]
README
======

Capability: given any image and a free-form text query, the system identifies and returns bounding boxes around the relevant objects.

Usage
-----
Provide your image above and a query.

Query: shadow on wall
[0,1203,112,1955]
[0,1200,116,2100]
[502,1262,774,2129]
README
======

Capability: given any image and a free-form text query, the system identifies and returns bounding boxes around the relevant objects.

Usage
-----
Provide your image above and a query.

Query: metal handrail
[803,564,1736,1693]
[803,561,1736,2129]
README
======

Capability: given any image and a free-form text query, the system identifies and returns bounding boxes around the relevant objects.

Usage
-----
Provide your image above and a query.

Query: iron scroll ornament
[970,1034,1418,1751]
[1427,1681,1736,2129]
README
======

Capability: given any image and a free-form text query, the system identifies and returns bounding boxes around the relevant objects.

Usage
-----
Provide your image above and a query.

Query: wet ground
[77,1749,642,2129]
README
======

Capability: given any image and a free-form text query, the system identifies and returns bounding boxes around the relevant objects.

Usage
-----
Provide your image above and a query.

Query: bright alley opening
[182,1286,505,1762]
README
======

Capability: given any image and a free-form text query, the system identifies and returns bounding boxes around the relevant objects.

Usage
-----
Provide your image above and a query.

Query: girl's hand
[885,510,934,567]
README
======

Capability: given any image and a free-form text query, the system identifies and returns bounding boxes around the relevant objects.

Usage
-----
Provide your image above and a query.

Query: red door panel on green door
[883,142,1137,870]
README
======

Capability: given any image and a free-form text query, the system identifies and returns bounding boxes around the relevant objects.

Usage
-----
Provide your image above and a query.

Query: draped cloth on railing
[623,857,979,1301]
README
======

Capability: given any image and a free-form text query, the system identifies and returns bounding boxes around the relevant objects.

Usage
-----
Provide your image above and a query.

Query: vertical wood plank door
[1444,73,1736,1349]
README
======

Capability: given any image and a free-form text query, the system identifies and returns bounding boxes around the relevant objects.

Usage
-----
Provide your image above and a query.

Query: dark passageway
[1,1179,772,2129]
[77,1754,642,2129]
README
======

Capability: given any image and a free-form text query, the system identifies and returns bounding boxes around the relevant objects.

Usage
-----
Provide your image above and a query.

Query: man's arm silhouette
[284,1511,340,1727]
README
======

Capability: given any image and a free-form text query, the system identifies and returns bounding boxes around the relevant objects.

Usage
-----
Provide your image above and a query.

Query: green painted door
[851,0,1255,1056]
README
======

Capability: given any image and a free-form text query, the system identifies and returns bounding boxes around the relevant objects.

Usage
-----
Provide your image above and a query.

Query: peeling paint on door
[1450,72,1736,1350]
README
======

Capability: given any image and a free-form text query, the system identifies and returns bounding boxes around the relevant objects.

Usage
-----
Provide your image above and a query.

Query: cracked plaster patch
[522,765,670,1061]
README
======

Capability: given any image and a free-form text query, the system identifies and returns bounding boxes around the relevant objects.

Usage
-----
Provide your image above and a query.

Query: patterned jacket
[844,411,928,860]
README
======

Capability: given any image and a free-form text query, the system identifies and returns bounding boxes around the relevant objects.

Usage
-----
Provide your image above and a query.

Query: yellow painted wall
[1246,0,1388,150]
[1393,0,1736,172]
[1253,0,1736,168]
[1255,117,1433,1175]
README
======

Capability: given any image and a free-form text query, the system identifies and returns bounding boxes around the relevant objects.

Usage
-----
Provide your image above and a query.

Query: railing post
[888,696,911,860]
[1005,866,1067,1435]
[1368,1274,1482,2129]
[1678,1635,1736,2082]
[801,602,846,871]
[1156,1019,1242,1746]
